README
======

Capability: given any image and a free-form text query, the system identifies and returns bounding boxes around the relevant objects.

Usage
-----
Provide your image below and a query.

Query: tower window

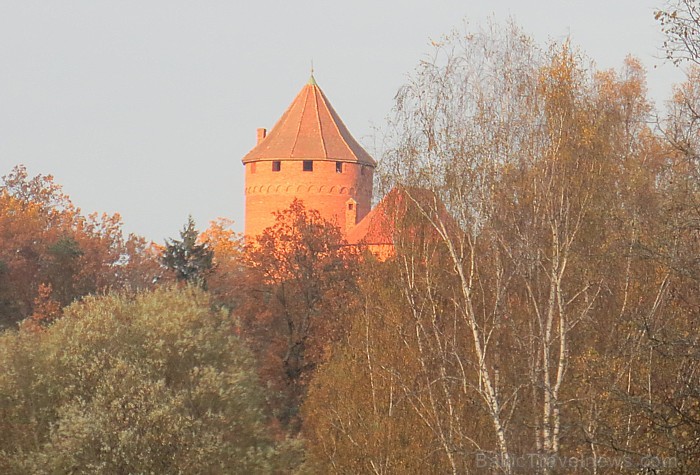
[250,162,256,174]
[336,161,343,173]
[360,165,366,176]
[303,160,313,172]
[272,161,281,172]
[348,203,354,210]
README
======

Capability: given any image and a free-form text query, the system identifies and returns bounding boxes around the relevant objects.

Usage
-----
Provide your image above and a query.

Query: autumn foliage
[4,16,700,475]
[239,199,360,430]
[302,26,700,474]
[0,166,162,330]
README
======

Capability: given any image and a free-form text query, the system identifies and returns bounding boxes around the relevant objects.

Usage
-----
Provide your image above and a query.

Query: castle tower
[242,75,376,238]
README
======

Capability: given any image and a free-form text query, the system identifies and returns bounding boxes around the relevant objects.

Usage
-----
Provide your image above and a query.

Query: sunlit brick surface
[242,77,375,238]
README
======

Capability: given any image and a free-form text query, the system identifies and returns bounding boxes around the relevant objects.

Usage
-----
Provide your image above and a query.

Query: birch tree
[378,24,657,474]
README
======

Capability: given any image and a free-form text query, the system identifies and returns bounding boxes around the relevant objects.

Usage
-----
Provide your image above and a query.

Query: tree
[200,218,246,310]
[612,28,700,470]
[303,257,473,474]
[241,199,360,431]
[0,287,300,474]
[656,0,700,65]
[0,165,163,329]
[162,216,214,288]
[305,23,677,474]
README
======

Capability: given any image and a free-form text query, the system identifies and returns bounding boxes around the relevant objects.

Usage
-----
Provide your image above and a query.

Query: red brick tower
[242,75,376,238]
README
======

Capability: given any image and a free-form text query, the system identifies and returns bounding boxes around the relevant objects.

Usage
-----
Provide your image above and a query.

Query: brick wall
[244,158,374,238]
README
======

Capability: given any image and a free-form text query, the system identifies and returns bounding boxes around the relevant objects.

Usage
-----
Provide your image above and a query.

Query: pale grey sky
[0,1,687,242]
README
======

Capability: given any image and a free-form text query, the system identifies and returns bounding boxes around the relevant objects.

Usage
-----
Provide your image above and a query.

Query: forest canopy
[0,286,301,474]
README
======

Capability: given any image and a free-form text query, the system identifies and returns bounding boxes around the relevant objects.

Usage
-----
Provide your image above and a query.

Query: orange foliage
[199,218,245,309]
[0,165,163,329]
[240,199,360,430]
[21,283,62,332]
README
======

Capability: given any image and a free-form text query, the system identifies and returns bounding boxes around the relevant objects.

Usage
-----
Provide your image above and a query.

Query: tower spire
[308,60,317,85]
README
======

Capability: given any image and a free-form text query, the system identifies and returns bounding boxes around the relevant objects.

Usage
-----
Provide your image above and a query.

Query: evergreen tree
[162,216,213,287]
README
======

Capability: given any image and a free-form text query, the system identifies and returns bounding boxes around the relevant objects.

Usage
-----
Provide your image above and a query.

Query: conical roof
[242,76,376,166]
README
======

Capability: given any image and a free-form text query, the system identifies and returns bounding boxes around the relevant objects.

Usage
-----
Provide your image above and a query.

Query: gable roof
[346,193,395,245]
[242,76,376,166]
[347,187,458,247]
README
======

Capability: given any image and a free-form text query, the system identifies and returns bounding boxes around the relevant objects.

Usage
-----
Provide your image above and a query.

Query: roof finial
[308,60,317,85]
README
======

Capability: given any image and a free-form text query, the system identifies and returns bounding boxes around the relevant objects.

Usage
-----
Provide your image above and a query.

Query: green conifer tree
[162,216,214,287]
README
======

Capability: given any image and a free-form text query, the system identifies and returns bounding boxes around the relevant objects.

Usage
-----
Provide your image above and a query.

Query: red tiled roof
[347,187,455,247]
[346,194,395,245]
[242,76,376,166]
